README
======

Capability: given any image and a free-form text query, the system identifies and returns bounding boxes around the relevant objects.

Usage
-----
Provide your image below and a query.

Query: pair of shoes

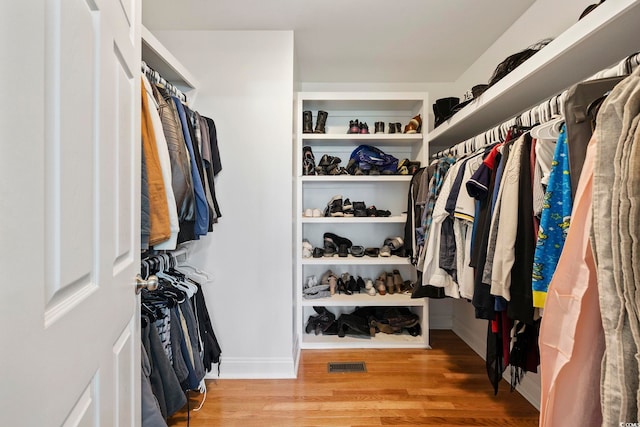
[324,195,344,217]
[347,119,360,134]
[323,232,352,258]
[397,158,422,175]
[364,278,376,296]
[303,208,323,217]
[324,232,352,251]
[316,154,341,175]
[365,247,379,257]
[303,146,316,175]
[388,122,402,134]
[303,110,328,134]
[302,239,313,258]
[353,201,367,217]
[350,245,365,257]
[321,270,338,294]
[374,122,385,133]
[305,306,336,335]
[340,273,360,294]
[347,120,370,134]
[404,114,422,134]
[384,237,405,257]
[366,205,391,217]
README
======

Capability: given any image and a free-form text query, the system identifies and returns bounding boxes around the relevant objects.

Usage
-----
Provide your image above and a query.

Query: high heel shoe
[337,278,352,295]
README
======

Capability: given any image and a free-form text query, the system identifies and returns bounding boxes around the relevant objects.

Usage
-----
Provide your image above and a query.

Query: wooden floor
[167,330,539,427]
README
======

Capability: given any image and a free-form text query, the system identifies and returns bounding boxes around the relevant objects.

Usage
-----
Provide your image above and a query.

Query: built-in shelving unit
[295,91,429,350]
[429,0,640,150]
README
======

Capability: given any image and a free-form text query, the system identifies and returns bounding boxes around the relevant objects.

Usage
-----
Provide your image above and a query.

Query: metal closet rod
[433,51,640,159]
[141,60,188,103]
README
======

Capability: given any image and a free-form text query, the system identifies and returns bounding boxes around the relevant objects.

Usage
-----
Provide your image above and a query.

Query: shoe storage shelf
[295,91,429,350]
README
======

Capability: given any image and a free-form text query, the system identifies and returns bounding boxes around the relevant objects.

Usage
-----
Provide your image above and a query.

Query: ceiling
[141,0,537,84]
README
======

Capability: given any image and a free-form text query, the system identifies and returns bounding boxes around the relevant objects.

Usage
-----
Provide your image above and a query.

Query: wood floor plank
[167,330,539,426]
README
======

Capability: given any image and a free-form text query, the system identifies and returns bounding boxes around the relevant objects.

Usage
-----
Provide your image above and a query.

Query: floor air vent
[327,362,367,373]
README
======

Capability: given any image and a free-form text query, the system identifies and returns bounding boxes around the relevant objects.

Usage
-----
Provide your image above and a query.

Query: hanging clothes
[143,75,180,250]
[141,79,171,245]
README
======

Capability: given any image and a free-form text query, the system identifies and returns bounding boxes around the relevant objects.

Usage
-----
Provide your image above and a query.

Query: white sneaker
[302,239,313,258]
[312,208,323,217]
[303,208,313,217]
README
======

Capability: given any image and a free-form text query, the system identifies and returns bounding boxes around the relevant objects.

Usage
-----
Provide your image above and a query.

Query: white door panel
[0,0,141,425]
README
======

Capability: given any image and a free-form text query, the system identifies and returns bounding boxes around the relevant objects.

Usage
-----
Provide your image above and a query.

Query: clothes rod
[141,60,188,103]
[432,51,640,159]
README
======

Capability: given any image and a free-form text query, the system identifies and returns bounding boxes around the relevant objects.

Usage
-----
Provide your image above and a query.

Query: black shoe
[312,247,324,258]
[359,122,369,134]
[324,195,343,217]
[343,198,354,216]
[395,123,402,133]
[303,110,313,134]
[374,121,384,134]
[314,110,328,133]
[302,146,316,176]
[323,232,353,249]
[338,243,349,257]
[337,278,351,295]
[353,201,367,217]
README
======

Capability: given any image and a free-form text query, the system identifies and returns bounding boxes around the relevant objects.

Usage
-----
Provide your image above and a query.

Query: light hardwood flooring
[167,330,539,426]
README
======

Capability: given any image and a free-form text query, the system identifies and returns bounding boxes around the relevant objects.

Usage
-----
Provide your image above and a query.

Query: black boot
[303,110,313,134]
[302,146,316,175]
[314,110,328,134]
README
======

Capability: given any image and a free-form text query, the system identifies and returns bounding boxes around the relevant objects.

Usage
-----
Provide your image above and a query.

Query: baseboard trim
[430,314,454,330]
[453,319,541,410]
[205,356,297,379]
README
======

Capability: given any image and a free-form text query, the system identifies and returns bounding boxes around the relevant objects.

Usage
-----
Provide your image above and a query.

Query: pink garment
[539,135,604,427]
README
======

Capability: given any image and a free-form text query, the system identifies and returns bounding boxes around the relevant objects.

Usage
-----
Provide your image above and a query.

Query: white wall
[452,0,594,96]
[153,30,296,379]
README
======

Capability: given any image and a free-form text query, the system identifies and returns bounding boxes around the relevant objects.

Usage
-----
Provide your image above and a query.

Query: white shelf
[301,215,407,224]
[301,332,428,349]
[301,293,425,307]
[302,255,412,265]
[301,175,412,182]
[141,25,199,93]
[428,0,640,149]
[302,134,423,142]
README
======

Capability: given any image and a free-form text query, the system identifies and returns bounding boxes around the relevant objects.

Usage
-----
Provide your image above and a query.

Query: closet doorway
[2,0,142,425]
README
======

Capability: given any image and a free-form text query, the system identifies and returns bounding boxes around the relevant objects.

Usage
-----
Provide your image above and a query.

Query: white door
[0,0,142,425]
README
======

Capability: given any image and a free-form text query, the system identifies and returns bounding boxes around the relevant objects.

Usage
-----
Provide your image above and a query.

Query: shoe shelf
[301,255,412,265]
[301,215,407,224]
[301,134,423,142]
[301,332,427,350]
[301,293,425,307]
[300,175,412,182]
[295,91,429,350]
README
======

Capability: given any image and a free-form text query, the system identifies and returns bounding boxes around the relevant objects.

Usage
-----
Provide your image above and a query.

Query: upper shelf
[141,25,199,93]
[302,133,423,142]
[300,92,427,113]
[428,0,640,149]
